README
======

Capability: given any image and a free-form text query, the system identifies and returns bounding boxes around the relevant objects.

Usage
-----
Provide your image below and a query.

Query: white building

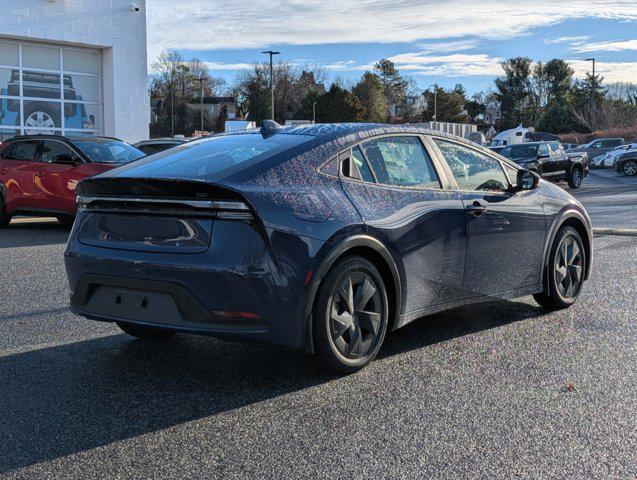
[0,0,149,143]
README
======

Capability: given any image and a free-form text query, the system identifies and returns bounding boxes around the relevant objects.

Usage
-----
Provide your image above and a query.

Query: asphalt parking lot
[0,171,635,479]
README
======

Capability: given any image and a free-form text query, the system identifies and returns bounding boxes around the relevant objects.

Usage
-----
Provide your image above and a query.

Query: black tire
[567,166,583,188]
[621,159,637,176]
[0,201,11,228]
[313,255,389,373]
[533,226,586,310]
[56,215,75,227]
[117,322,176,340]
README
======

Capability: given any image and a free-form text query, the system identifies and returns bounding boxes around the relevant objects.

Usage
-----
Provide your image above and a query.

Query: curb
[593,228,637,237]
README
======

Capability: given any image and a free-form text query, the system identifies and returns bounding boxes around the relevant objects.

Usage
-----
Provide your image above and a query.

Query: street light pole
[585,57,596,129]
[198,77,204,134]
[312,101,317,124]
[170,69,175,137]
[429,84,438,123]
[261,50,281,121]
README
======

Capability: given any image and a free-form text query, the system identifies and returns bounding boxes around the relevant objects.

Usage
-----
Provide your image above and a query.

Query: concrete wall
[0,0,149,143]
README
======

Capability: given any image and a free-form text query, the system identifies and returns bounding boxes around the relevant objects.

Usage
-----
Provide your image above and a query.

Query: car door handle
[466,202,487,216]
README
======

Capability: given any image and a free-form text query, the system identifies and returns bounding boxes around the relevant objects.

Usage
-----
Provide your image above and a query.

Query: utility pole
[261,50,281,121]
[170,68,175,137]
[198,77,204,134]
[429,84,438,123]
[312,101,317,124]
[585,58,596,129]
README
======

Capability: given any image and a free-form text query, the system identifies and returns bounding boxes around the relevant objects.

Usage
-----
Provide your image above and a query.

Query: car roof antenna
[260,119,282,136]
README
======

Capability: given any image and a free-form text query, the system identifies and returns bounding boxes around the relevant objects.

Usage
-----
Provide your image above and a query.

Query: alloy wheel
[25,111,55,134]
[329,272,383,358]
[554,235,583,299]
[571,169,582,186]
[623,161,637,176]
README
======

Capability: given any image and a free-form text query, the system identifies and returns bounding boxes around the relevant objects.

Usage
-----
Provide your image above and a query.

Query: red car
[0,135,144,227]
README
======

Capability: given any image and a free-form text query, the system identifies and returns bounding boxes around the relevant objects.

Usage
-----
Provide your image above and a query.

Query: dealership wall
[0,0,149,143]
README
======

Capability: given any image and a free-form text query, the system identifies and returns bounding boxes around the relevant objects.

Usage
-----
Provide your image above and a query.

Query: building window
[0,39,101,141]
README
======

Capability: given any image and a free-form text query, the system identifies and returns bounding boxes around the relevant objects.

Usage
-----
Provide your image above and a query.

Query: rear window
[109,133,314,180]
[74,140,145,164]
[500,144,538,159]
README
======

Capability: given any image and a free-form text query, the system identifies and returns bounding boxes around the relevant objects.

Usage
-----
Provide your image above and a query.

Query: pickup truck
[498,141,589,188]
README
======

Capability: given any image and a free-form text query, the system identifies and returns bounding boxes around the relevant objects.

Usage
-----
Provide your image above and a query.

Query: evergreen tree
[352,72,388,122]
[315,84,363,123]
[495,57,534,128]
[373,59,408,114]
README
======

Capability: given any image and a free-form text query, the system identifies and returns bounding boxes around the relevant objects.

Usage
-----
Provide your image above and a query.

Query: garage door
[0,39,101,141]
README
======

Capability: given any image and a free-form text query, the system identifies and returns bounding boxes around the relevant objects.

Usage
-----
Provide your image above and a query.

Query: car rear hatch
[75,177,254,254]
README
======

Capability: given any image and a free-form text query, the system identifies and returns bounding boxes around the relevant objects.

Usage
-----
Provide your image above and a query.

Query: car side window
[538,144,549,156]
[359,136,440,188]
[502,163,519,188]
[591,141,602,149]
[350,146,375,182]
[0,143,14,160]
[41,140,79,163]
[434,139,510,192]
[9,140,40,162]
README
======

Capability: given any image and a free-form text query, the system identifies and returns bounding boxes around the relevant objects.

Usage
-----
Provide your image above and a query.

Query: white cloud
[387,52,504,77]
[544,35,590,45]
[572,39,637,53]
[147,0,637,61]
[203,61,254,70]
[413,39,480,54]
[568,59,637,83]
[322,60,372,71]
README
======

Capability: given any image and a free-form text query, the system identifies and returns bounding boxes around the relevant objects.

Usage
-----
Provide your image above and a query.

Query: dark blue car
[65,123,593,372]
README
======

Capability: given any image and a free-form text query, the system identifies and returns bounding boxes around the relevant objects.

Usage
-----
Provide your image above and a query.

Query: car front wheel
[117,322,176,340]
[533,226,586,310]
[622,160,637,176]
[0,201,11,228]
[567,166,583,188]
[313,256,389,373]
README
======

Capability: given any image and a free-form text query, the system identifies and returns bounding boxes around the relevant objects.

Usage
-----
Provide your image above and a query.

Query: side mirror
[53,154,78,165]
[537,152,549,159]
[515,169,540,191]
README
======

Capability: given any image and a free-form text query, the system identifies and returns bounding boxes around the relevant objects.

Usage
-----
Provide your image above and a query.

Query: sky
[146,0,637,95]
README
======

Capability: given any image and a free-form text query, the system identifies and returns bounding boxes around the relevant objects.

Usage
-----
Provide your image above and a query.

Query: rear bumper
[65,217,327,351]
[70,274,271,335]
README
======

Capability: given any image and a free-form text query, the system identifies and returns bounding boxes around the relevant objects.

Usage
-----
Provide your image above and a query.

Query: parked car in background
[0,135,144,227]
[65,123,592,372]
[590,143,637,168]
[498,141,588,188]
[615,150,637,176]
[562,143,580,150]
[134,138,187,155]
[566,138,624,162]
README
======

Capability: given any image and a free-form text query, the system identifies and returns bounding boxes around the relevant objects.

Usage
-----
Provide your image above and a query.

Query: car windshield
[75,140,145,164]
[500,144,538,159]
[108,133,315,180]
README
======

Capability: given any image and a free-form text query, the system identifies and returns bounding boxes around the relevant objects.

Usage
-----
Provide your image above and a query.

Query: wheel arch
[541,209,593,293]
[302,235,402,353]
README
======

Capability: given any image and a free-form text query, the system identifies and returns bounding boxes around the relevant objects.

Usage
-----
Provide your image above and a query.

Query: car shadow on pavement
[0,298,543,473]
[0,221,70,249]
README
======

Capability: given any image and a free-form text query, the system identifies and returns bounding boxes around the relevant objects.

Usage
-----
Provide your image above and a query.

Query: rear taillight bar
[77,195,253,219]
